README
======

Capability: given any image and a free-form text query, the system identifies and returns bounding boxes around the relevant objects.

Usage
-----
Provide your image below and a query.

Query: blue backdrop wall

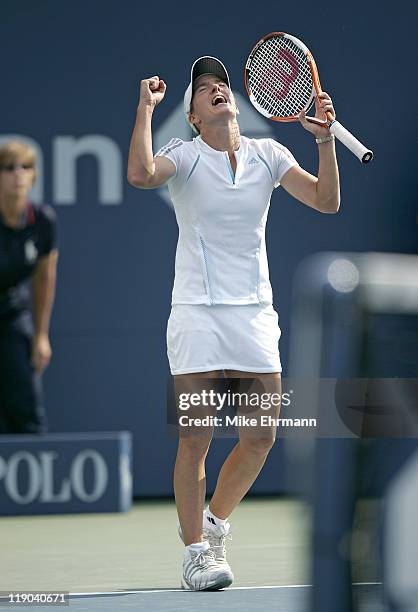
[1,0,416,496]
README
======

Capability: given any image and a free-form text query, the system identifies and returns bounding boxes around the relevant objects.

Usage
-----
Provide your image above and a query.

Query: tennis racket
[244,32,373,164]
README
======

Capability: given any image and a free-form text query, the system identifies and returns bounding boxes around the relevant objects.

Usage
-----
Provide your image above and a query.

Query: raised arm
[127,76,176,189]
[280,92,340,214]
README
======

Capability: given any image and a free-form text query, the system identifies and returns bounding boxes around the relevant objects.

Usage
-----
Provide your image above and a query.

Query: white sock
[204,507,230,533]
[186,540,210,553]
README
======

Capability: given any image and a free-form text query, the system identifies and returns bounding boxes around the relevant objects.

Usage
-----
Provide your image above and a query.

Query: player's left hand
[298,92,336,138]
[32,333,52,372]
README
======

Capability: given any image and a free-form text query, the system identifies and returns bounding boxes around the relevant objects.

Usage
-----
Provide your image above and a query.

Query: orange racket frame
[244,32,374,162]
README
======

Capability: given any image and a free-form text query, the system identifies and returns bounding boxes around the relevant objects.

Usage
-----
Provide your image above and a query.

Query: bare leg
[209,371,281,519]
[173,370,222,545]
[174,437,211,545]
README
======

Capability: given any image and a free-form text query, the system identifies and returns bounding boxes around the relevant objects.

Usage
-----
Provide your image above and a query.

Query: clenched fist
[139,76,166,109]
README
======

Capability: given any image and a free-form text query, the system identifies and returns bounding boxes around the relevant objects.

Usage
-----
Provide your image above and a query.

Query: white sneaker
[203,524,232,568]
[181,545,233,591]
[178,514,233,569]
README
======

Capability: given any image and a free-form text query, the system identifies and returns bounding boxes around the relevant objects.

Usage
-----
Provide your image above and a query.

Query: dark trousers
[0,312,46,434]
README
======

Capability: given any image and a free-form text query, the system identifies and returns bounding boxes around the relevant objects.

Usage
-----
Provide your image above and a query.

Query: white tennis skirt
[166,303,282,375]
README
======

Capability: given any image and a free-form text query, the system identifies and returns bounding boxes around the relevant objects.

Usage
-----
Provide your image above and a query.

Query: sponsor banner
[0,432,132,516]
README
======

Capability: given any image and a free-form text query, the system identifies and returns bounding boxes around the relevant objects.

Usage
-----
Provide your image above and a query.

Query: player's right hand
[139,76,166,108]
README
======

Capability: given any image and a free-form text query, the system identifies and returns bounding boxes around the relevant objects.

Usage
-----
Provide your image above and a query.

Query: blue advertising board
[0,432,132,515]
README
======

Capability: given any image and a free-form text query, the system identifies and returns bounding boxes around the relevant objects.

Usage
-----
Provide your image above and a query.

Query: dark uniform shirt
[0,202,57,317]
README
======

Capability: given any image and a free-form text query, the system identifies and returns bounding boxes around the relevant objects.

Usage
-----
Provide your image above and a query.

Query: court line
[68,582,382,597]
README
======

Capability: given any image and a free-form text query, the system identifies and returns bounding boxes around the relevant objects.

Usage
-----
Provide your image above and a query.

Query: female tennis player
[127,56,339,591]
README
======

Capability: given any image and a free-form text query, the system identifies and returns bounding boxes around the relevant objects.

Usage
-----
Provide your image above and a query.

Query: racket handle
[329,120,373,163]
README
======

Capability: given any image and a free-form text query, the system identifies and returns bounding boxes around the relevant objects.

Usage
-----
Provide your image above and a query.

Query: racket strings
[249,37,312,114]
[248,36,314,117]
[251,39,312,115]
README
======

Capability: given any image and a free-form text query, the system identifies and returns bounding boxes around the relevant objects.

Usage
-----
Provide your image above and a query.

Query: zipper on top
[224,152,236,186]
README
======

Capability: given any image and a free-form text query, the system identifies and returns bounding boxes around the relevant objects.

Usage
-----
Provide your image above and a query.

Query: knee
[239,435,275,456]
[178,435,212,459]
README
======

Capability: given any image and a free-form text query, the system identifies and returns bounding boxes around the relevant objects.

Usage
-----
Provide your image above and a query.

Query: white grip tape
[330,121,373,163]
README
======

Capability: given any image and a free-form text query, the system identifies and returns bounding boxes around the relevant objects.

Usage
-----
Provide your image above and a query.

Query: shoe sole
[181,575,233,591]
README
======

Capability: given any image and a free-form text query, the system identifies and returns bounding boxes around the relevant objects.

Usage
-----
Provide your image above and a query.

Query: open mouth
[212,94,227,106]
